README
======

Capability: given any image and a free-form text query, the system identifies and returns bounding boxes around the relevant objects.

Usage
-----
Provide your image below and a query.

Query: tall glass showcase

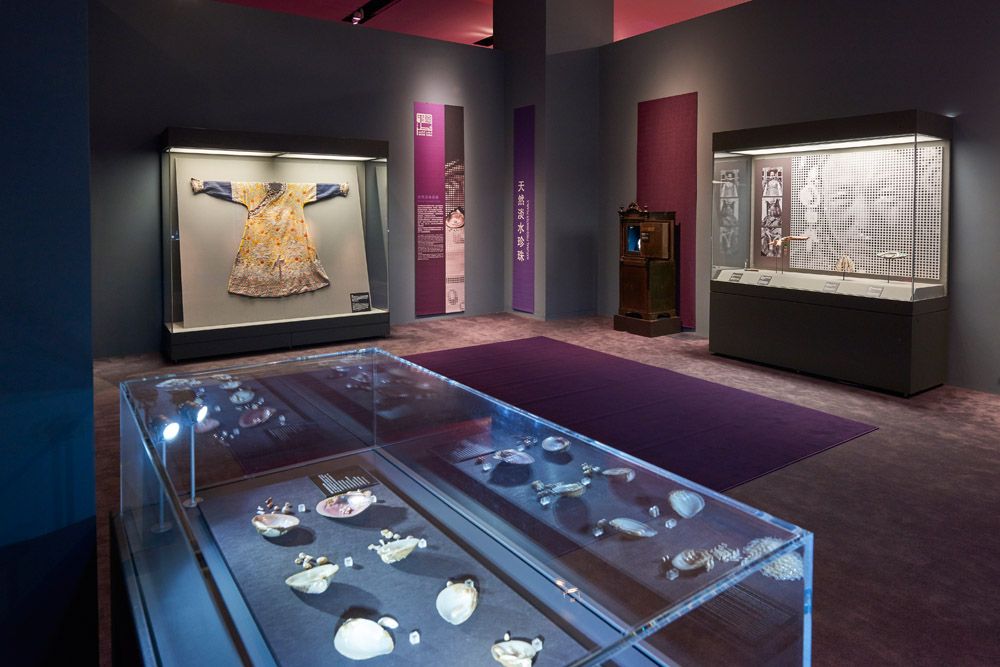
[710,111,952,395]
[161,128,389,361]
[117,349,813,666]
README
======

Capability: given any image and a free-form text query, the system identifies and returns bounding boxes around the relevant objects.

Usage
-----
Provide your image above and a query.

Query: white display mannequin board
[173,155,372,329]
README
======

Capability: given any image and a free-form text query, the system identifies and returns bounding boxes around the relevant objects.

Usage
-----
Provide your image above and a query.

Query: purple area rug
[405,336,876,491]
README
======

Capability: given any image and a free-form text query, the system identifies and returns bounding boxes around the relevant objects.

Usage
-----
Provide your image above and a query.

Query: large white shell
[668,490,705,519]
[608,517,657,538]
[373,536,424,564]
[251,513,300,538]
[602,467,635,482]
[491,638,543,667]
[334,618,394,660]
[285,563,339,594]
[540,436,571,452]
[435,579,478,625]
[317,490,377,518]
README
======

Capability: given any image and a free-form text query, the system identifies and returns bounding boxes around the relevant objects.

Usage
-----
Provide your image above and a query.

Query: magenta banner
[512,105,535,313]
[414,102,466,316]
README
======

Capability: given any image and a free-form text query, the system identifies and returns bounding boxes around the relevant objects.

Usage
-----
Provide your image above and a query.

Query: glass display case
[117,349,813,666]
[709,111,952,395]
[712,110,950,301]
[161,128,389,361]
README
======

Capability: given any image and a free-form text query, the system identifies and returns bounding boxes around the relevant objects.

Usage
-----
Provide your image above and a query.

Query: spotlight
[151,415,181,442]
[179,400,208,425]
[352,9,363,25]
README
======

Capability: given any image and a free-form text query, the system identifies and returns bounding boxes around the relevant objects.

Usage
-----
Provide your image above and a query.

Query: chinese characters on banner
[414,102,466,316]
[512,105,534,313]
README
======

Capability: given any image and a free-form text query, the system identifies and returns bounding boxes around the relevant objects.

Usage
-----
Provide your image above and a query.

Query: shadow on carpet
[405,336,877,491]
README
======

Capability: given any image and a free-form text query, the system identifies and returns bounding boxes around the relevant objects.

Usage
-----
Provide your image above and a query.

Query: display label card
[822,281,840,293]
[350,292,371,312]
[757,275,773,286]
[729,272,743,283]
[866,285,885,297]
[310,466,378,496]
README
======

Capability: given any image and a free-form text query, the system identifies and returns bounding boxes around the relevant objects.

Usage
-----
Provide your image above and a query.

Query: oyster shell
[601,467,635,482]
[668,489,705,519]
[229,389,255,405]
[238,406,275,428]
[493,449,535,465]
[251,513,300,538]
[284,563,339,594]
[369,535,427,564]
[334,618,394,660]
[603,517,657,538]
[219,380,241,390]
[540,436,571,452]
[491,636,543,667]
[548,482,585,498]
[435,579,478,625]
[316,490,377,518]
[672,549,715,573]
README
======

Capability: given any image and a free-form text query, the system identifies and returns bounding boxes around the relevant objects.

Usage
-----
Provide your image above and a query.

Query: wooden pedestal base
[613,314,682,338]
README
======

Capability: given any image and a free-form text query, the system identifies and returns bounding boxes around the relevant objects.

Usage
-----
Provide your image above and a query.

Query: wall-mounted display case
[117,349,813,666]
[710,111,952,395]
[161,128,389,361]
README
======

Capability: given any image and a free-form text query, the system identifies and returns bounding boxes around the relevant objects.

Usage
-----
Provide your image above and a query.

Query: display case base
[614,314,682,337]
[163,310,390,361]
[710,282,947,396]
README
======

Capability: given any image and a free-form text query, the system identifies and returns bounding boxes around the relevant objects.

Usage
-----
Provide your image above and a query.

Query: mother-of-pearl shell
[493,449,535,465]
[435,579,478,625]
[540,436,571,452]
[491,637,543,667]
[334,618,394,660]
[608,517,657,538]
[285,563,339,594]
[372,536,426,564]
[601,467,636,482]
[671,549,714,573]
[668,489,706,519]
[251,513,300,538]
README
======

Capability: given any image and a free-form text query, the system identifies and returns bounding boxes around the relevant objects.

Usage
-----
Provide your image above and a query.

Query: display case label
[350,292,371,312]
[866,285,885,297]
[822,281,840,293]
[310,467,378,496]
[729,272,743,283]
[757,275,773,286]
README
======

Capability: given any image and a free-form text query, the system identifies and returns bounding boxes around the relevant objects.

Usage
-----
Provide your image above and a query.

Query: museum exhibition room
[4,0,1000,665]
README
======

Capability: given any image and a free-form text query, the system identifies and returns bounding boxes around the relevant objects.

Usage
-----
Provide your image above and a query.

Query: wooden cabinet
[614,203,681,336]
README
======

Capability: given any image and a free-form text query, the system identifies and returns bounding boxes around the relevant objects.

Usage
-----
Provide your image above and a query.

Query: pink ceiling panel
[614,0,750,41]
[366,0,493,45]
[216,0,359,22]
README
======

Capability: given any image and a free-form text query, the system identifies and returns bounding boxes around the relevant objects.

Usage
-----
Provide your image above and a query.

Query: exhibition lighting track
[166,148,378,161]
[722,133,940,156]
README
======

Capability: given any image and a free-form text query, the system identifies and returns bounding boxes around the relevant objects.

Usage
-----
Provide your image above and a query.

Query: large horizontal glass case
[712,111,950,301]
[161,128,389,361]
[118,349,813,666]
[709,111,952,395]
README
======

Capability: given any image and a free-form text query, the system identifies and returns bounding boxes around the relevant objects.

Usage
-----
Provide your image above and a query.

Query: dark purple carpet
[405,336,876,491]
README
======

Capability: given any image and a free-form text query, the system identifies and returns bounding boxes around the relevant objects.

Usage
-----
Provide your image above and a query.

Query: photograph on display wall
[761,167,783,197]
[760,197,783,257]
[752,157,791,262]
[714,161,749,267]
[174,155,373,330]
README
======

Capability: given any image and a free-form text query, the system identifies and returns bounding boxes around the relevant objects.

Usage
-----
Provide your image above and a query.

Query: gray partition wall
[89,0,506,356]
[597,0,1000,393]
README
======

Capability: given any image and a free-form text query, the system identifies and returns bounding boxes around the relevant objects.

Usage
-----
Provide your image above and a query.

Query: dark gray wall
[598,0,1000,393]
[1,1,97,662]
[90,0,506,356]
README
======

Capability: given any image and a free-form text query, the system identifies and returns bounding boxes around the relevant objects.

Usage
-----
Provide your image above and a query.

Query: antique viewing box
[615,204,682,337]
[116,349,813,666]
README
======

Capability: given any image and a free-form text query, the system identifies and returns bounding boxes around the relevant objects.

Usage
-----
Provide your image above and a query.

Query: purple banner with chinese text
[513,105,535,313]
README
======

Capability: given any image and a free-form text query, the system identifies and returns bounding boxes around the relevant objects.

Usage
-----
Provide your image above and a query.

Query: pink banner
[637,92,698,327]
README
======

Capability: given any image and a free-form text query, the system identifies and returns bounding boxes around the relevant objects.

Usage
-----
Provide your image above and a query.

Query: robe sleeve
[314,183,349,202]
[191,179,234,201]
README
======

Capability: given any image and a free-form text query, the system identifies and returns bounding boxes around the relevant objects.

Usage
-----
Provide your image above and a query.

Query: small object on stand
[664,518,678,529]
[344,556,354,568]
[409,630,421,645]
[648,505,660,518]
[297,503,306,513]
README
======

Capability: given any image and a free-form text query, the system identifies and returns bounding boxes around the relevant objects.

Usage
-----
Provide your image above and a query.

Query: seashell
[377,616,399,629]
[317,490,377,518]
[334,618,394,660]
[229,389,255,405]
[672,549,715,573]
[876,250,909,260]
[549,482,585,498]
[491,637,543,667]
[219,380,241,390]
[371,536,427,564]
[238,407,275,428]
[251,513,300,538]
[540,436,571,452]
[493,449,535,465]
[435,579,478,625]
[285,563,339,594]
[601,467,635,482]
[668,489,705,519]
[606,517,657,538]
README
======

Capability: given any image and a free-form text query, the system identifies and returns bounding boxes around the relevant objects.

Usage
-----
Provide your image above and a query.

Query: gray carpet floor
[93,313,1000,666]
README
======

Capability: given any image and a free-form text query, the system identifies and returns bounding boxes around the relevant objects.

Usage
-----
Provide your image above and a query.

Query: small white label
[729,272,743,283]
[757,275,773,286]
[866,285,885,297]
[822,281,840,293]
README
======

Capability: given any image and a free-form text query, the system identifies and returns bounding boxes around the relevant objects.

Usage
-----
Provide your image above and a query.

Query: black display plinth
[613,314,682,337]
[710,281,948,396]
